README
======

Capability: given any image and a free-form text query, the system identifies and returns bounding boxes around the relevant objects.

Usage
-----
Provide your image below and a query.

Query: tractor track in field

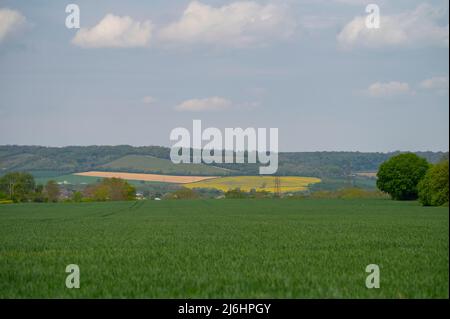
[98,200,144,217]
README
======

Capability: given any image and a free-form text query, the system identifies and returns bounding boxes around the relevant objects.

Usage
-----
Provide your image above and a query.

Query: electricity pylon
[274,175,281,198]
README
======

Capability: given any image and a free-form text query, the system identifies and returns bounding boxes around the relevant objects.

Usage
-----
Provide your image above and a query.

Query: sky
[0,0,448,152]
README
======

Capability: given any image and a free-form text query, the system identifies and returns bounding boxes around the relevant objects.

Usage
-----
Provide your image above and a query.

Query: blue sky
[0,0,448,151]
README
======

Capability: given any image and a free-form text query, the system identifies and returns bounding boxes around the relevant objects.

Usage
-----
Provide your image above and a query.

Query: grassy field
[184,176,322,193]
[0,199,448,298]
[101,155,231,175]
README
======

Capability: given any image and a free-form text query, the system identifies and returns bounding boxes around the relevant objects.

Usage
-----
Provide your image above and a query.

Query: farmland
[184,176,322,193]
[0,199,447,298]
[36,173,323,194]
[74,171,217,184]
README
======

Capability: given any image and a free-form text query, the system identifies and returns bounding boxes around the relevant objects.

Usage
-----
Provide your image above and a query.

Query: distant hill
[0,145,447,179]
[0,145,170,175]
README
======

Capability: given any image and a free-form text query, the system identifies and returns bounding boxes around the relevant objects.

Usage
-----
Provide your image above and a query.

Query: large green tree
[45,180,60,203]
[418,159,449,206]
[377,153,430,200]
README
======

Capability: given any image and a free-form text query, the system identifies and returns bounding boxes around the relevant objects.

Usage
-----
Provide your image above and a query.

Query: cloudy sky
[0,0,448,152]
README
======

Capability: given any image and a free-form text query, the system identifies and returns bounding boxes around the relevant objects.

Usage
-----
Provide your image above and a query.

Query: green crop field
[35,174,101,185]
[0,199,448,298]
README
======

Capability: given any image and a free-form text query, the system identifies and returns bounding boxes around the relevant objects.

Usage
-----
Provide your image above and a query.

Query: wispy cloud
[366,81,412,98]
[142,96,157,104]
[420,76,449,95]
[175,97,232,112]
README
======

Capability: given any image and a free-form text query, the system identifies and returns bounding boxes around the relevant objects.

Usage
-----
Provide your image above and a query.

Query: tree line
[0,173,136,203]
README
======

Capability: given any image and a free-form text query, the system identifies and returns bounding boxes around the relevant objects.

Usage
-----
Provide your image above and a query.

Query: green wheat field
[0,199,448,298]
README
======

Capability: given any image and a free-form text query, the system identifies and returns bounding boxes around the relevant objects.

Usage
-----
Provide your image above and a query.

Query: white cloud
[158,1,295,48]
[337,4,449,50]
[175,97,232,111]
[366,81,412,97]
[72,14,153,48]
[0,8,26,43]
[420,76,449,95]
[142,96,157,104]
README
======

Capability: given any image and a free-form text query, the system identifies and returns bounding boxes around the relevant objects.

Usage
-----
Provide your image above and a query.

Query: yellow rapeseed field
[184,176,321,193]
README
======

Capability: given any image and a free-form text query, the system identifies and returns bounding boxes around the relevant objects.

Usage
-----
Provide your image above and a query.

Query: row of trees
[0,172,136,203]
[83,178,136,201]
[163,187,274,200]
[0,172,59,203]
[376,153,449,206]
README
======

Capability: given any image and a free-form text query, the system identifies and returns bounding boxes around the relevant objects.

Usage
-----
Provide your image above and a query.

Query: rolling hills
[0,145,447,181]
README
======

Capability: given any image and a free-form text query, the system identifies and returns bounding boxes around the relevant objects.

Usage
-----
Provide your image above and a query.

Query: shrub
[189,188,223,199]
[248,189,272,199]
[308,188,387,199]
[336,188,387,199]
[72,191,83,203]
[165,188,199,200]
[225,188,247,199]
